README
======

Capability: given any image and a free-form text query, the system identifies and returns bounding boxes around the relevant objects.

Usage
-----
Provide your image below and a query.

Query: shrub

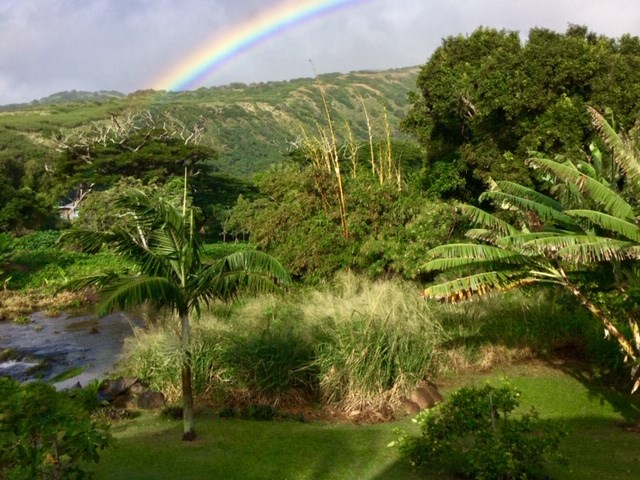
[0,378,111,479]
[13,230,60,252]
[121,308,317,405]
[394,383,565,479]
[308,272,443,413]
[221,328,317,402]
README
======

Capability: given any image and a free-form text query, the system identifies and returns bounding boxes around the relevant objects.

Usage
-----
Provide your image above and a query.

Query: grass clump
[118,272,625,418]
[119,273,445,416]
[120,311,316,407]
[306,272,443,416]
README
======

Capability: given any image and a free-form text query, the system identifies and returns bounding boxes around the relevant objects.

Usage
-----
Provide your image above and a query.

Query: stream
[0,311,141,389]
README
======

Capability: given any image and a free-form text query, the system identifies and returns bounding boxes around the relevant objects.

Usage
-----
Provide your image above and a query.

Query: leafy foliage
[405,26,640,200]
[394,383,565,479]
[421,108,640,391]
[226,161,463,281]
[0,377,111,480]
[0,184,55,235]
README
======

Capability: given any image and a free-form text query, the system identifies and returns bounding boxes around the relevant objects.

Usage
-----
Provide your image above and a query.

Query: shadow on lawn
[549,359,640,424]
[96,414,421,480]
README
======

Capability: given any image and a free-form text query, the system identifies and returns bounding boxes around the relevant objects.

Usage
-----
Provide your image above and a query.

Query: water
[0,311,140,389]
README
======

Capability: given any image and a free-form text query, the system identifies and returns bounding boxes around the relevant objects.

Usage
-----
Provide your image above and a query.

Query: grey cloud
[0,0,639,105]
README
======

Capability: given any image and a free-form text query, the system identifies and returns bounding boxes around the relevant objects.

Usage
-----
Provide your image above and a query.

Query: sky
[0,0,639,106]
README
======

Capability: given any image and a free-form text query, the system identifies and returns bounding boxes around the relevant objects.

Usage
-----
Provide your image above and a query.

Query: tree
[0,128,56,234]
[404,26,640,200]
[0,183,55,234]
[421,107,640,392]
[226,161,462,282]
[62,177,290,440]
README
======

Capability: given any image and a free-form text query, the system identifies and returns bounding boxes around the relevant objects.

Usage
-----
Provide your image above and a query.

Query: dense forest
[3,25,640,479]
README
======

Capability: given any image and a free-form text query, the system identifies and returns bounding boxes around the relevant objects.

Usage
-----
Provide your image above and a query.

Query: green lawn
[92,363,640,480]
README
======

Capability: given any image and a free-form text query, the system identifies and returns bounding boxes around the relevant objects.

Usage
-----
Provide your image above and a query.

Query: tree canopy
[404,25,640,201]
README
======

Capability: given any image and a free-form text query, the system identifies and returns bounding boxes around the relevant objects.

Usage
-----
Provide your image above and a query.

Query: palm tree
[421,107,640,392]
[62,183,290,440]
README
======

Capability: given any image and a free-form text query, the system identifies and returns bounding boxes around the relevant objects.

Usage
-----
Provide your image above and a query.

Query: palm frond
[496,231,564,250]
[421,271,535,303]
[576,161,598,180]
[218,250,291,281]
[96,275,183,317]
[479,190,576,226]
[494,181,564,211]
[106,230,167,277]
[423,255,527,273]
[588,106,640,181]
[522,234,615,256]
[196,250,291,302]
[427,243,526,262]
[565,209,640,242]
[465,228,500,243]
[148,226,187,280]
[588,142,604,179]
[459,204,517,236]
[557,239,636,263]
[528,157,634,220]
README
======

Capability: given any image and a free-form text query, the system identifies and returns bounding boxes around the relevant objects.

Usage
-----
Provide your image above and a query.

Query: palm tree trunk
[180,311,196,441]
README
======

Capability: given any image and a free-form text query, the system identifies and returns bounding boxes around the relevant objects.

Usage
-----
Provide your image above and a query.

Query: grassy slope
[0,67,418,177]
[92,363,640,480]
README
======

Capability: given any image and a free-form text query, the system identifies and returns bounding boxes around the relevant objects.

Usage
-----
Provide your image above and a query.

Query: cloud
[0,0,638,105]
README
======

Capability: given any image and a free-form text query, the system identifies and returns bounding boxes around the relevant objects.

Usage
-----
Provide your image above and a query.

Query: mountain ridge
[0,66,419,177]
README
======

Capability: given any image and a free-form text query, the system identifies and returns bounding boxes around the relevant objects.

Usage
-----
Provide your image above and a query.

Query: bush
[121,308,317,405]
[222,328,317,401]
[202,242,256,261]
[13,230,60,251]
[0,377,111,479]
[305,273,444,413]
[394,383,565,479]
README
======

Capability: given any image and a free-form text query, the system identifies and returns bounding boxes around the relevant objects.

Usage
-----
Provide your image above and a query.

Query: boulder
[399,397,421,414]
[408,383,444,410]
[99,377,139,402]
[98,376,166,410]
[137,390,166,410]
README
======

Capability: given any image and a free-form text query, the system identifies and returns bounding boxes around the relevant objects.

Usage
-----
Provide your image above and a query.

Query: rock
[129,382,146,395]
[112,394,136,410]
[399,397,421,414]
[137,390,165,410]
[409,384,444,410]
[99,377,139,402]
[97,376,165,410]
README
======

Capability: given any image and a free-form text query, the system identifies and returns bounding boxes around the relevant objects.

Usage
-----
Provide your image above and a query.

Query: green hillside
[0,67,419,177]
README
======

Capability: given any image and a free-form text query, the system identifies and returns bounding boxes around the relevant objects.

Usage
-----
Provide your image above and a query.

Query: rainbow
[154,0,366,92]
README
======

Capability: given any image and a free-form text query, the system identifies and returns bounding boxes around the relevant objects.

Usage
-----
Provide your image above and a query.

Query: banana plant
[422,108,640,392]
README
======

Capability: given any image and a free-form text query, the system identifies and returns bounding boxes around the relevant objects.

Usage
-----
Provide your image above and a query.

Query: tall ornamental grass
[305,272,444,415]
[118,273,621,414]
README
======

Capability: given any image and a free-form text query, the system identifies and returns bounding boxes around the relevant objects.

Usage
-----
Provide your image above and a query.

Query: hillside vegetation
[0,67,418,177]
